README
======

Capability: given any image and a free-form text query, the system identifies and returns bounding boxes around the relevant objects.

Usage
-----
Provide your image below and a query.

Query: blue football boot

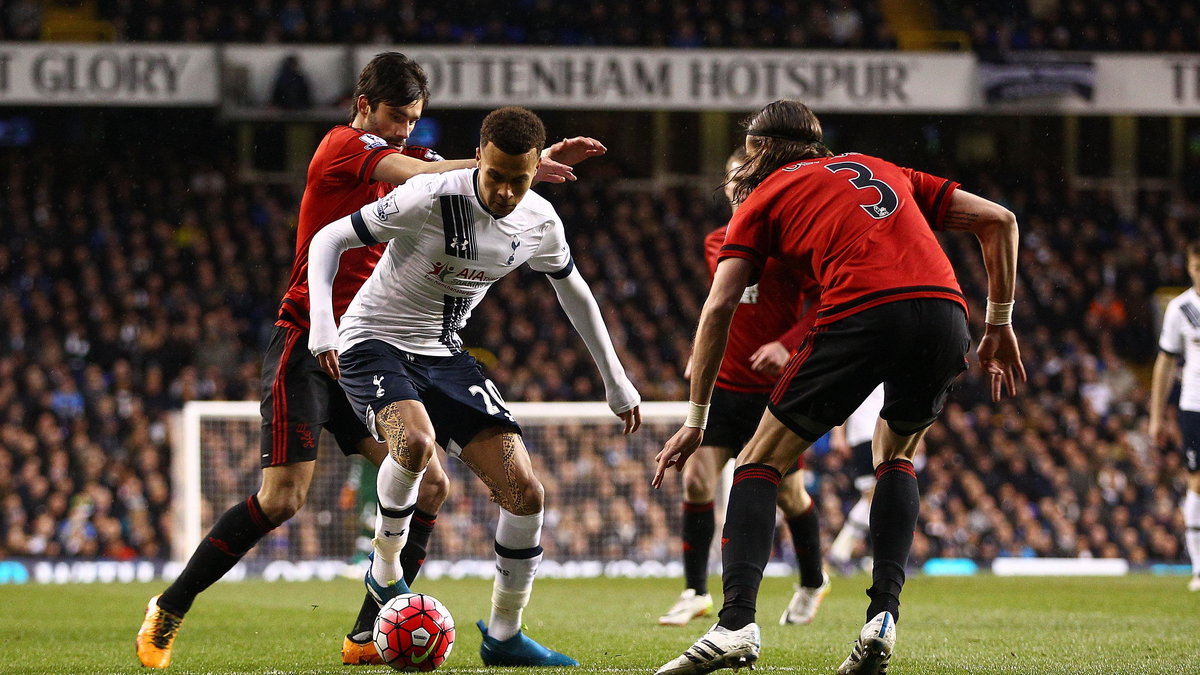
[364,551,411,605]
[476,620,579,667]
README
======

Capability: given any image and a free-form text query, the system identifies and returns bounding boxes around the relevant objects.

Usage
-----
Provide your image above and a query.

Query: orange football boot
[342,635,384,665]
[136,595,183,668]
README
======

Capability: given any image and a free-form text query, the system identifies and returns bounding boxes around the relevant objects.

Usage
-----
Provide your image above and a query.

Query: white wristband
[985,298,1014,325]
[684,401,710,429]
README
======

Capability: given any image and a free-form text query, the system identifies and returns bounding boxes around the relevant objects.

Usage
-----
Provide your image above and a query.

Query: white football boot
[837,611,896,675]
[658,589,715,626]
[779,572,831,625]
[654,623,760,675]
[1188,576,1200,592]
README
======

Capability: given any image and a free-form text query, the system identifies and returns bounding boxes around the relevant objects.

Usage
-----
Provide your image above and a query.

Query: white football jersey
[338,168,572,356]
[1159,287,1200,412]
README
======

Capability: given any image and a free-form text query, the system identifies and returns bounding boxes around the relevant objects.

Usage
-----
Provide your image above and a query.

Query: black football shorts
[704,387,805,473]
[768,298,970,442]
[259,325,373,467]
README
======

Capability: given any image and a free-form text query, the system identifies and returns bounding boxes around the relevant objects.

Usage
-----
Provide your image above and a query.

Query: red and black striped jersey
[704,225,816,394]
[720,153,965,328]
[276,125,442,330]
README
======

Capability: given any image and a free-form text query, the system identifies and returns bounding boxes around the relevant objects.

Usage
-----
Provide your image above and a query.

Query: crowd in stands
[21,0,901,49]
[0,127,1197,573]
[6,1,1196,56]
[949,0,1200,54]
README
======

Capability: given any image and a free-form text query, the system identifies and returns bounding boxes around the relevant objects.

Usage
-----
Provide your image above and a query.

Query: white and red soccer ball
[373,593,456,671]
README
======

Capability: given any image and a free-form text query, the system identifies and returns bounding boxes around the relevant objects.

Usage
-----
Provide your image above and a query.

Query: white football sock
[1185,490,1200,577]
[489,509,543,641]
[830,495,871,562]
[372,458,424,585]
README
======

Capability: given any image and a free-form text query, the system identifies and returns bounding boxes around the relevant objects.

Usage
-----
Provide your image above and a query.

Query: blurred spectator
[2,0,41,40]
[270,55,314,111]
[100,0,896,49]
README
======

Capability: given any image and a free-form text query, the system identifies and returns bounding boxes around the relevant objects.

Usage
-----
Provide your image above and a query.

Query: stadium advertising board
[0,45,1191,113]
[980,54,1200,113]
[1092,55,1200,113]
[351,47,1200,114]
[0,44,217,105]
[357,47,976,112]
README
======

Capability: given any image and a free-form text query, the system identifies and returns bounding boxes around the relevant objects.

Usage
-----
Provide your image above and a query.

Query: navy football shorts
[1179,410,1200,473]
[338,339,521,454]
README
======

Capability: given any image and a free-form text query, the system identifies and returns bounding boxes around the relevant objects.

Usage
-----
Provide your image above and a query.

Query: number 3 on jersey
[827,161,899,219]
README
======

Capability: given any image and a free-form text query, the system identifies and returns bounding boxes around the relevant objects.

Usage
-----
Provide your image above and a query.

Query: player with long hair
[654,99,1023,675]
[659,147,828,629]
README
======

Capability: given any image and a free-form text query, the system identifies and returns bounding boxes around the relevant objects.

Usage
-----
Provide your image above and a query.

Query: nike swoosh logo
[410,631,441,664]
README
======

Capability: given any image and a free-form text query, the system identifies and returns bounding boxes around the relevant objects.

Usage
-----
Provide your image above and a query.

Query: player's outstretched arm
[942,188,1026,401]
[372,154,476,186]
[306,215,371,379]
[546,266,641,433]
[653,258,752,488]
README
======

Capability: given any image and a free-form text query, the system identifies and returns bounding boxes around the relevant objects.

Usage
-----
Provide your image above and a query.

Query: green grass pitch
[1,574,1196,674]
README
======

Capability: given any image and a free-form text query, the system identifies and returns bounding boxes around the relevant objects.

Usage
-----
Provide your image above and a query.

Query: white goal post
[171,401,694,565]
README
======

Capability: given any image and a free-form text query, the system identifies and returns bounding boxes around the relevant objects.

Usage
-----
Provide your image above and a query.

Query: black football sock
[158,495,276,616]
[349,594,380,640]
[785,501,823,588]
[865,459,919,623]
[717,463,782,630]
[399,508,438,586]
[682,501,715,595]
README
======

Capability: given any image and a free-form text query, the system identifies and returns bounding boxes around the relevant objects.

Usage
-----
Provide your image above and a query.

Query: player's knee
[257,485,306,523]
[682,471,715,502]
[499,478,543,516]
[776,482,811,517]
[416,468,450,511]
[393,430,436,469]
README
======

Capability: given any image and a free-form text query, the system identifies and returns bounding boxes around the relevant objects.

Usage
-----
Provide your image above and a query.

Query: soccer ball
[373,593,456,671]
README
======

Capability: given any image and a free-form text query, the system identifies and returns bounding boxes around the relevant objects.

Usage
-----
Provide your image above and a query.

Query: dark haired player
[659,147,828,628]
[308,107,641,667]
[136,53,603,669]
[653,99,1023,675]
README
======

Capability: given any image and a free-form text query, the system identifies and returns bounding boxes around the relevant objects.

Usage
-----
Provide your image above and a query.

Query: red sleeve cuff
[929,179,960,230]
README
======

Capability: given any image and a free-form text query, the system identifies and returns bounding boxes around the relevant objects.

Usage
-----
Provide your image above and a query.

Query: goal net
[172,401,700,572]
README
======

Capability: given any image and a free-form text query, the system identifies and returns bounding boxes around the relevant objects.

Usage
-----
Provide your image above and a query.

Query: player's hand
[317,349,341,380]
[1148,417,1170,448]
[749,341,790,376]
[653,426,704,488]
[545,136,607,166]
[534,156,577,184]
[976,323,1025,402]
[618,406,642,434]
